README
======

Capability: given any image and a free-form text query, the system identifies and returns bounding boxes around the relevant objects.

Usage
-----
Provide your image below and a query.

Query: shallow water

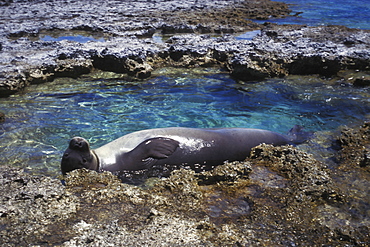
[40,34,105,43]
[20,30,108,43]
[0,67,369,177]
[264,0,370,29]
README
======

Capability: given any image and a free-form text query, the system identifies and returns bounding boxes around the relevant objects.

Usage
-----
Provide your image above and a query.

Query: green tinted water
[0,67,369,176]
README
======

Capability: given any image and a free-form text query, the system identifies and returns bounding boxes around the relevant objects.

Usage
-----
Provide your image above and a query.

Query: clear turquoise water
[1,68,369,176]
[267,0,370,29]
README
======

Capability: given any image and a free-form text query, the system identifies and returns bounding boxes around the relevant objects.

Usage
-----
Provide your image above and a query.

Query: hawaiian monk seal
[61,126,310,175]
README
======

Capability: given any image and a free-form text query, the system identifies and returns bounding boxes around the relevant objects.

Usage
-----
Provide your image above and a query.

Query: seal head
[61,137,99,175]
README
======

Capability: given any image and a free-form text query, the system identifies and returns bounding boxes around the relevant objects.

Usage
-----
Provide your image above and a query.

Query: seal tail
[287,125,313,144]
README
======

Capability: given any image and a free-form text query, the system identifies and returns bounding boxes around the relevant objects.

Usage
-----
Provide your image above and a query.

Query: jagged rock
[1,137,369,246]
[0,70,29,96]
[337,121,370,171]
[0,167,79,245]
[0,0,369,96]
[196,161,252,185]
[249,144,341,203]
[0,1,370,244]
[353,75,370,87]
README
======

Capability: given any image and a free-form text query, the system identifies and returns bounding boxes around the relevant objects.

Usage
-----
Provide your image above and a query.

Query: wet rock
[353,75,370,87]
[27,67,55,84]
[0,166,79,246]
[92,54,153,79]
[229,25,370,80]
[1,142,369,246]
[0,112,5,122]
[249,144,340,203]
[53,59,93,79]
[247,141,369,246]
[152,169,204,212]
[0,69,29,97]
[157,26,370,81]
[27,59,93,84]
[124,58,153,79]
[196,161,252,185]
[337,121,370,171]
[161,23,196,35]
[64,168,152,205]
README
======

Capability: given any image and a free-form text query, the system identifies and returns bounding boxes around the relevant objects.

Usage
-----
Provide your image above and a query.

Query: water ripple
[0,68,369,176]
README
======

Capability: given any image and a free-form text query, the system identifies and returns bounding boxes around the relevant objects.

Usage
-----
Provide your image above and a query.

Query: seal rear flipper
[124,137,180,170]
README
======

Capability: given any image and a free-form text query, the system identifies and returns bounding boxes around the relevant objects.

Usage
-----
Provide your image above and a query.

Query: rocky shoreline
[0,0,370,245]
[1,0,369,96]
[1,123,369,245]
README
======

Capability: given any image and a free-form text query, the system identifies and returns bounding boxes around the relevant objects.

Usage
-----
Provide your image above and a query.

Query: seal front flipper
[122,137,180,170]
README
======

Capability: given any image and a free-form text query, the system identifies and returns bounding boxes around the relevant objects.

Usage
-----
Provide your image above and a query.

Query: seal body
[61,126,307,175]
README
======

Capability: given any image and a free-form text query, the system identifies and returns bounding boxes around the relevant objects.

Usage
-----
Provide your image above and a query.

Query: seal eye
[64,153,69,157]
[82,158,87,164]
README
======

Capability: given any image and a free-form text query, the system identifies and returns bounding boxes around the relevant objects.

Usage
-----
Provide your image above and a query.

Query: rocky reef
[1,137,369,245]
[1,0,370,245]
[337,121,370,172]
[0,0,369,96]
[0,111,5,122]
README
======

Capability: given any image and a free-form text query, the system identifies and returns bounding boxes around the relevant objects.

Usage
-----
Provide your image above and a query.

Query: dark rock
[249,144,338,203]
[196,161,252,185]
[91,46,153,78]
[93,54,128,74]
[288,55,341,77]
[0,112,5,122]
[360,152,370,167]
[337,121,370,172]
[0,70,29,97]
[0,0,12,7]
[353,75,370,87]
[161,23,195,35]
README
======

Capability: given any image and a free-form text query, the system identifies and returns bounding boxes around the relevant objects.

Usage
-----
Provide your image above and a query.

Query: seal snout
[69,137,90,151]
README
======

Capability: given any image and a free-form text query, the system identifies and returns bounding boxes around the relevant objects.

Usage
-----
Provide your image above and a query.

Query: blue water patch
[264,0,370,29]
[0,68,369,176]
[235,30,261,40]
[41,35,105,43]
